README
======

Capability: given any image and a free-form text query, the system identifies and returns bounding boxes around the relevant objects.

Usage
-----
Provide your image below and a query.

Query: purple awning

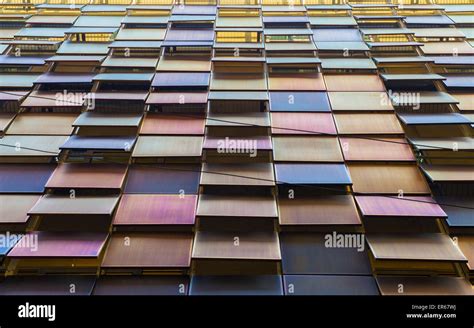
[7,231,108,258]
[355,196,447,218]
[60,135,137,151]
[275,163,352,185]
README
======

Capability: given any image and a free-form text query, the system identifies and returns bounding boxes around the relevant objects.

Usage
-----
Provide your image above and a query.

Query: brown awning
[348,164,431,194]
[192,231,281,260]
[279,195,361,226]
[101,233,193,268]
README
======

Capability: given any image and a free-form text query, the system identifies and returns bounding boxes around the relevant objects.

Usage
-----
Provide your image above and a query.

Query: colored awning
[73,112,143,127]
[124,165,200,194]
[339,137,415,161]
[279,195,361,226]
[190,276,283,296]
[348,164,431,194]
[140,114,205,135]
[0,135,67,157]
[271,112,336,135]
[60,136,137,151]
[200,163,275,186]
[45,164,128,190]
[280,233,371,274]
[324,74,385,92]
[0,164,55,193]
[132,136,203,158]
[197,195,278,218]
[0,195,41,224]
[272,136,344,162]
[321,58,376,70]
[29,195,119,216]
[113,194,197,226]
[275,163,352,185]
[355,196,447,218]
[283,275,379,296]
[8,231,108,258]
[421,165,474,182]
[367,233,466,262]
[269,92,331,112]
[376,276,473,296]
[192,231,281,260]
[268,73,326,91]
[152,72,210,88]
[328,92,394,111]
[101,233,193,269]
[398,113,471,125]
